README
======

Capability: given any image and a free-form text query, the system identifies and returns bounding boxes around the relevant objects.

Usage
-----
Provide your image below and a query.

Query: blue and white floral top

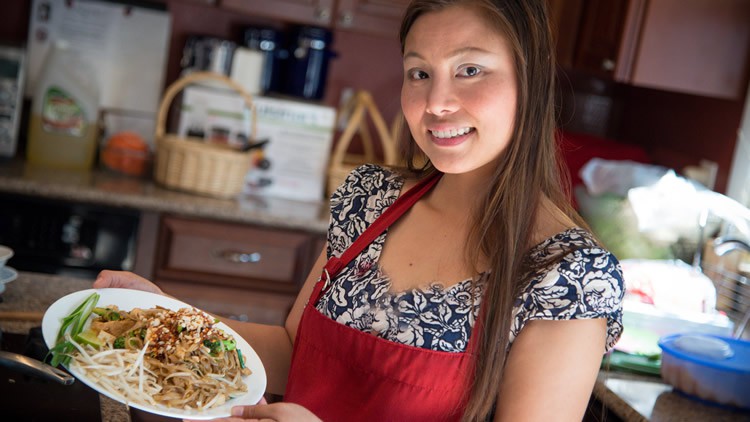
[317,164,624,353]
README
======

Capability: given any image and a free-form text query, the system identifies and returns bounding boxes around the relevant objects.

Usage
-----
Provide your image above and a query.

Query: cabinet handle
[217,250,262,264]
[602,59,616,71]
[339,12,354,26]
[315,7,331,22]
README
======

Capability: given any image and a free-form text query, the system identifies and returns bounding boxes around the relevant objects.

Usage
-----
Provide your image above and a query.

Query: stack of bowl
[0,245,17,295]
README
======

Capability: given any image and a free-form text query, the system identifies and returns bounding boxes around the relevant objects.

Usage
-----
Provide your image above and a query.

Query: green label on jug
[41,86,86,137]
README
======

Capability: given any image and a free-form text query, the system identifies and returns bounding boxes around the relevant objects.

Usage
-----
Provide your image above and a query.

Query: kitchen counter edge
[0,159,330,233]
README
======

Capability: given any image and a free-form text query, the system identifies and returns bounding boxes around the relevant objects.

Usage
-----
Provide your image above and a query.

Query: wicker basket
[327,90,397,196]
[154,72,257,198]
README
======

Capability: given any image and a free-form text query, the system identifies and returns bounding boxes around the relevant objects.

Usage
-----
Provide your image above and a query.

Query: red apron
[284,173,482,421]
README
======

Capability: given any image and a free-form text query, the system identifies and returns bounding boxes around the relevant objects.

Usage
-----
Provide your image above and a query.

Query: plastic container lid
[659,333,750,374]
[673,334,734,359]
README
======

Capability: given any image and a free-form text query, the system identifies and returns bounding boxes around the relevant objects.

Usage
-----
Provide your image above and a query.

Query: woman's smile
[429,126,475,147]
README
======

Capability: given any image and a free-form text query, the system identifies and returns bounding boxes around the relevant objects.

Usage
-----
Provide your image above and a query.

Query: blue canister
[284,26,335,100]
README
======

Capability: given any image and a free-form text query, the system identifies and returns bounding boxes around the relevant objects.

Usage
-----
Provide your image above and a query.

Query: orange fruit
[102,131,151,176]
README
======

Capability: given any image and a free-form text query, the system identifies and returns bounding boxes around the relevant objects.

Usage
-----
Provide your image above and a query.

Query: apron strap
[312,171,442,303]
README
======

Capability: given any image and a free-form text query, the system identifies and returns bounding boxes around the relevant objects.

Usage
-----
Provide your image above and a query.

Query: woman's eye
[458,66,481,77]
[408,69,429,80]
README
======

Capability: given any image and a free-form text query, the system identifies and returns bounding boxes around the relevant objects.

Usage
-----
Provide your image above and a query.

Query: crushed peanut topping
[138,308,226,358]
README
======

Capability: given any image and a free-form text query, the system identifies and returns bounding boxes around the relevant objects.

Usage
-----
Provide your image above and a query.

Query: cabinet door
[627,0,750,99]
[335,0,410,36]
[158,279,296,325]
[220,0,335,27]
[548,0,584,69]
[572,0,630,78]
[155,216,318,294]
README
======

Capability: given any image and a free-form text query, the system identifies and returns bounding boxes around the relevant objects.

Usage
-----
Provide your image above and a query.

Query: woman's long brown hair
[399,1,587,420]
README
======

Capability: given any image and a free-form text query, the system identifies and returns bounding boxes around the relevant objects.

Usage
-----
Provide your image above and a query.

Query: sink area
[616,259,736,357]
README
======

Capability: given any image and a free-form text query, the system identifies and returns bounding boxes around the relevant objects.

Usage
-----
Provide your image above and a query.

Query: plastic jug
[26,40,100,170]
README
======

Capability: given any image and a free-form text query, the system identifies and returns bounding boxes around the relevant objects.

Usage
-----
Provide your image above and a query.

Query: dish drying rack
[701,261,750,338]
[694,211,750,339]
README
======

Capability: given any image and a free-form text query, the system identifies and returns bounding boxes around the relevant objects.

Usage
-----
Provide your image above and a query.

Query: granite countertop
[2,272,749,422]
[0,158,329,233]
[593,371,749,422]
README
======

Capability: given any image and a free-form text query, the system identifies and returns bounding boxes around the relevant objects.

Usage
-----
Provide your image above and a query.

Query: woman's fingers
[230,403,321,421]
[93,270,163,294]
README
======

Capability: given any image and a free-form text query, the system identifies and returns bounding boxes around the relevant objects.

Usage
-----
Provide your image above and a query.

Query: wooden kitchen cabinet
[550,0,750,99]
[548,0,629,78]
[219,0,335,27]
[572,0,629,79]
[157,279,298,325]
[153,215,324,324]
[549,0,629,78]
[621,0,750,99]
[547,0,584,70]
[335,0,410,37]
[219,0,408,36]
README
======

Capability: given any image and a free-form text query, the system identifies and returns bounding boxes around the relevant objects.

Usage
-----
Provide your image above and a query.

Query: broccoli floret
[113,337,126,349]
[222,340,236,351]
[203,339,236,355]
[203,340,221,354]
[92,307,121,321]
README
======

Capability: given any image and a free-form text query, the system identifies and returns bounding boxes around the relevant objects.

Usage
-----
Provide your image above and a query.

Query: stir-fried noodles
[63,304,251,410]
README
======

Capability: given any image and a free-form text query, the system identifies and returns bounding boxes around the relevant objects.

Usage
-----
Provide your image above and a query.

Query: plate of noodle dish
[42,288,267,420]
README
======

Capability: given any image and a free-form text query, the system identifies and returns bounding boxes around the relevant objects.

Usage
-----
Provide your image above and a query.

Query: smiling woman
[92,2,624,421]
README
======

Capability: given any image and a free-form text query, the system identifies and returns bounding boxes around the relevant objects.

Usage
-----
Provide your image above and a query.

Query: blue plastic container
[658,333,750,410]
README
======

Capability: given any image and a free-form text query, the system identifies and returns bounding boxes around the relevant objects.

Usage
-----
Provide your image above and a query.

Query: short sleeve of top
[513,230,625,351]
[322,164,624,353]
[326,163,403,260]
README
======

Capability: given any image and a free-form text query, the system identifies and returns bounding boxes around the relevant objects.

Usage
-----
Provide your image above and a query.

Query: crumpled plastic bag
[580,158,672,197]
[627,171,707,243]
[580,158,750,245]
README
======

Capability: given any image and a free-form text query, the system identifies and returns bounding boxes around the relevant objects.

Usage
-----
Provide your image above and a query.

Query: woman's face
[401,5,518,176]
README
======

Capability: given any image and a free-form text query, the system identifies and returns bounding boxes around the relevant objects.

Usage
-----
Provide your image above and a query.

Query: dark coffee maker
[284,26,336,100]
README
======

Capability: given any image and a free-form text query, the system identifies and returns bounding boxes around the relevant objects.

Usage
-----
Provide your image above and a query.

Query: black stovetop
[0,327,102,421]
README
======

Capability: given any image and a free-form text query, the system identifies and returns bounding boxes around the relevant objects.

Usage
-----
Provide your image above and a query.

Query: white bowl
[0,245,13,267]
[0,266,17,296]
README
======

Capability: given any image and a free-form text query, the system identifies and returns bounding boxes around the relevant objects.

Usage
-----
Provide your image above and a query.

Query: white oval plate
[42,288,267,420]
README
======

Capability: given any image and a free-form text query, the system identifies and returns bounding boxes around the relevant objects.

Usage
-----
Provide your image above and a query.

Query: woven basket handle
[337,90,375,162]
[155,71,256,142]
[331,91,397,167]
